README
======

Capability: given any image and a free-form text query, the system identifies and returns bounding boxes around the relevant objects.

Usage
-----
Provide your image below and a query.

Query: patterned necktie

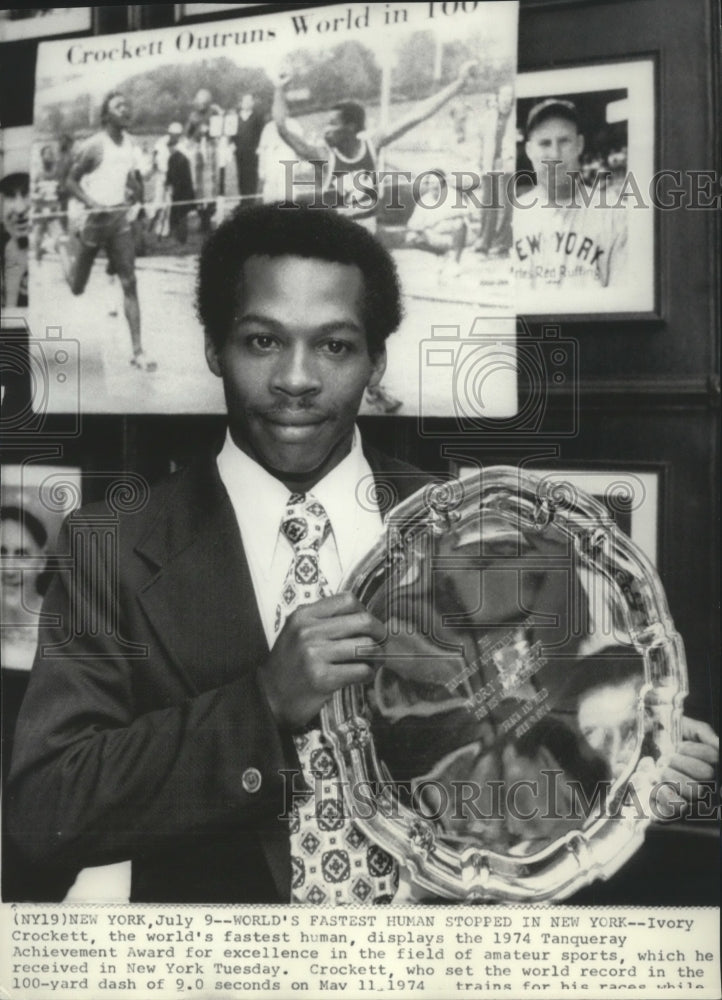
[276,492,398,904]
[274,492,333,633]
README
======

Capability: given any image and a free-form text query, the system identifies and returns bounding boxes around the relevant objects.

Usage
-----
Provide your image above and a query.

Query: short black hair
[196,202,403,359]
[331,100,366,133]
[100,91,125,126]
[0,172,29,197]
[1,505,48,550]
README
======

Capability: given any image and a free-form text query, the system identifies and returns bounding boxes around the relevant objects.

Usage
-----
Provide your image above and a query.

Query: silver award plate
[322,467,687,901]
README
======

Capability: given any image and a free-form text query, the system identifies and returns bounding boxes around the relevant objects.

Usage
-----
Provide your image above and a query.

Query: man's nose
[272,344,321,396]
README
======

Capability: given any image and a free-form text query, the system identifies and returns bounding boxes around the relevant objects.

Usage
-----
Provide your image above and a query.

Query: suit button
[242,767,262,793]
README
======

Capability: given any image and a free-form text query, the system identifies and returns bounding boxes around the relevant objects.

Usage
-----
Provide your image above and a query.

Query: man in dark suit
[231,92,265,203]
[6,203,431,903]
[7,204,717,905]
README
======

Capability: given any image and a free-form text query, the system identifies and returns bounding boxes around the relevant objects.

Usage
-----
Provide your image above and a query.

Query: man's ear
[575,133,585,159]
[204,334,222,378]
[367,348,387,390]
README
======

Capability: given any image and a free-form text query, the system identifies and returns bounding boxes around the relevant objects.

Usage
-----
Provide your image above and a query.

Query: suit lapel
[135,461,268,693]
[135,460,290,899]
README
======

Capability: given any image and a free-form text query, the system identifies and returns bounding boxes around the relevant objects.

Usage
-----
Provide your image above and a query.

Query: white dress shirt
[216,427,384,646]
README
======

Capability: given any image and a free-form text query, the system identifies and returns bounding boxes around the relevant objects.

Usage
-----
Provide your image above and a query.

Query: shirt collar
[216,431,290,580]
[216,427,380,576]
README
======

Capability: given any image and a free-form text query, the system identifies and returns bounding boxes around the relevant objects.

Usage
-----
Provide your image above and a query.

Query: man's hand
[456,59,479,87]
[655,716,718,817]
[273,68,292,90]
[258,593,385,730]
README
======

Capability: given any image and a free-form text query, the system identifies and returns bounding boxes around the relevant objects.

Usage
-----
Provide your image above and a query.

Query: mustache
[259,402,331,417]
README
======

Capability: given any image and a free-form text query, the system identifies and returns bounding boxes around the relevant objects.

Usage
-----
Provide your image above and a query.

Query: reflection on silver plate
[322,467,687,900]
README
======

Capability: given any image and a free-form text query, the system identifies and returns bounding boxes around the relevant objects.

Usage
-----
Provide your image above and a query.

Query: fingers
[320,661,376,691]
[322,637,382,665]
[297,592,367,619]
[674,740,719,766]
[664,752,717,783]
[681,716,719,749]
[285,596,386,643]
[652,781,689,818]
[309,612,386,645]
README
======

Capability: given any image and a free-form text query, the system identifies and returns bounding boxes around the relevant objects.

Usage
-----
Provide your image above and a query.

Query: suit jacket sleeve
[7,486,297,872]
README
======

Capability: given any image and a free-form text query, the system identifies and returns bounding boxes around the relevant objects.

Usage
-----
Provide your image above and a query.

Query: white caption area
[1,904,720,999]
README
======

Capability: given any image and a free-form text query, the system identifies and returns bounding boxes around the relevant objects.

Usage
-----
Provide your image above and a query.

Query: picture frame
[28,1,520,417]
[175,4,267,19]
[0,7,93,44]
[453,462,660,566]
[1,126,33,327]
[1,462,82,673]
[513,58,657,319]
[529,466,660,566]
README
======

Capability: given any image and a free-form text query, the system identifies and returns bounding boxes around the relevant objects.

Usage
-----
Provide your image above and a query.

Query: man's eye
[246,334,276,351]
[323,340,351,356]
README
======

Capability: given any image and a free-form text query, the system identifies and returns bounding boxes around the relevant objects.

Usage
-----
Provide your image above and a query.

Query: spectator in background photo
[0,171,30,309]
[32,144,60,262]
[54,134,75,235]
[165,122,194,246]
[231,92,265,204]
[473,83,516,259]
[186,88,224,234]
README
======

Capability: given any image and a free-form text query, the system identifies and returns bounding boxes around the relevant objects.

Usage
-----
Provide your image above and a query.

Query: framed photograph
[513,59,656,318]
[455,462,660,566]
[1,463,81,672]
[1,126,33,326]
[0,7,92,44]
[531,467,660,566]
[176,4,266,18]
[29,1,520,416]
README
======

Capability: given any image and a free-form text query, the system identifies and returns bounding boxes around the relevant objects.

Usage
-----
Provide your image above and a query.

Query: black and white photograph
[0,1,720,999]
[513,60,656,317]
[29,2,519,415]
[1,464,81,673]
[1,127,33,322]
[178,3,267,18]
[0,7,92,43]
[458,464,660,565]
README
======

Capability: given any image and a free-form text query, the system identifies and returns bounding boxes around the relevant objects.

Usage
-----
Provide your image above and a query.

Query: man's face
[205,255,386,490]
[1,181,30,242]
[525,116,584,193]
[419,172,443,202]
[106,95,131,130]
[41,146,56,171]
[578,679,640,780]
[497,85,514,115]
[324,110,354,149]
[240,94,254,114]
[1,518,43,595]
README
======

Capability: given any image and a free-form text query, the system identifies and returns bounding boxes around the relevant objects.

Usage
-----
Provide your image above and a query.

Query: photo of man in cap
[512,97,628,293]
[1,170,30,309]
